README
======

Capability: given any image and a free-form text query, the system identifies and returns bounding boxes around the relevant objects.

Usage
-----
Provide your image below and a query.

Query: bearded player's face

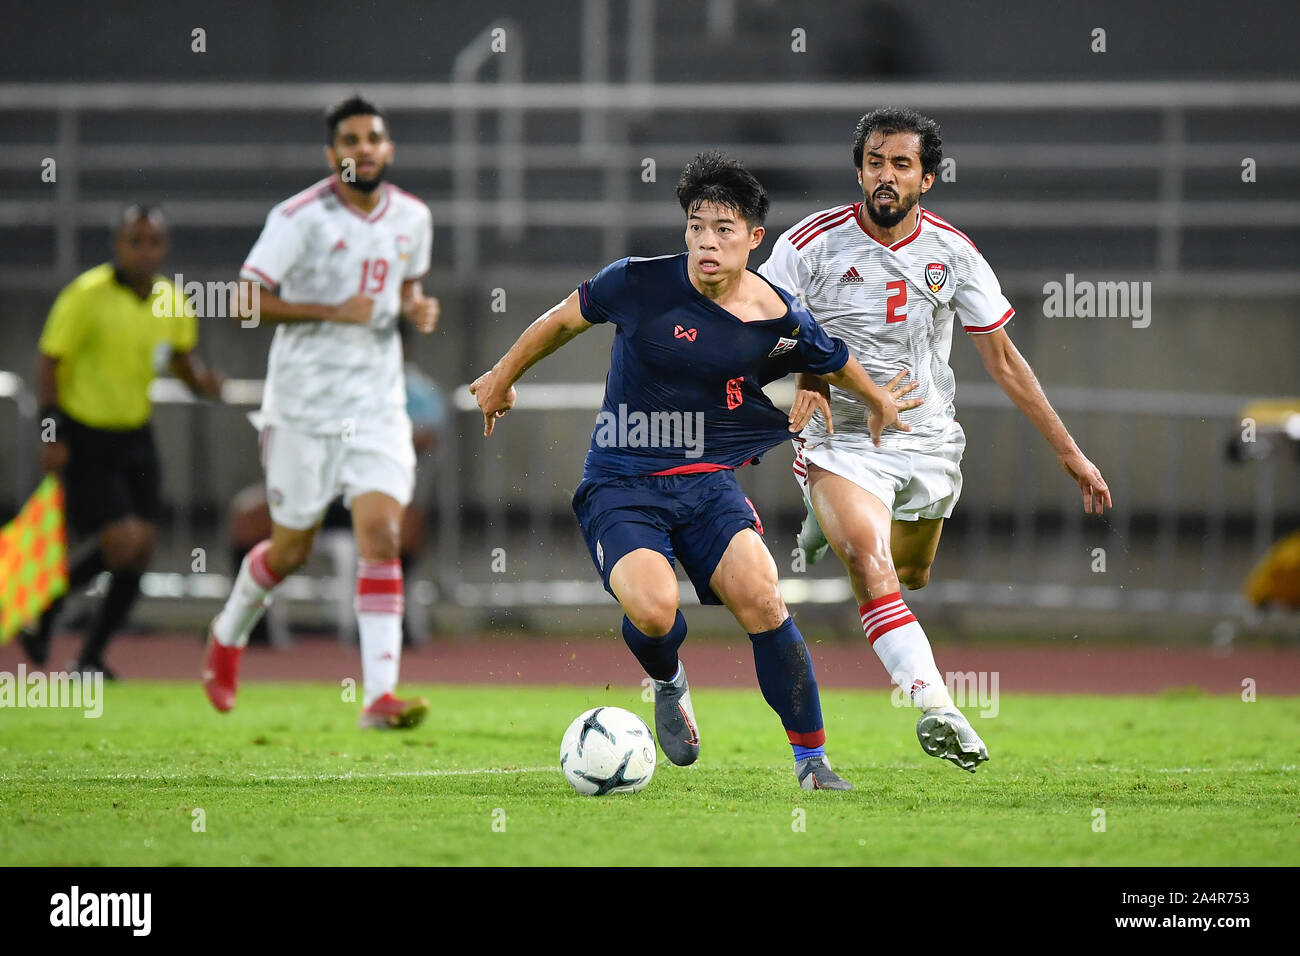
[327,114,394,193]
[857,131,933,229]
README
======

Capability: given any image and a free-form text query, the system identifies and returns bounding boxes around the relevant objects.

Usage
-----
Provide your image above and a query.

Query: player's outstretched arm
[469,290,594,437]
[823,358,922,446]
[970,327,1112,514]
[233,279,374,326]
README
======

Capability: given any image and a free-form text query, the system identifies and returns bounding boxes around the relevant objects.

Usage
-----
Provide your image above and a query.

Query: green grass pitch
[1,682,1297,866]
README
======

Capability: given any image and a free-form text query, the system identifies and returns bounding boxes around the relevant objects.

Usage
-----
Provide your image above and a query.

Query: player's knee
[747,585,789,632]
[624,592,679,638]
[897,565,931,590]
[355,517,401,561]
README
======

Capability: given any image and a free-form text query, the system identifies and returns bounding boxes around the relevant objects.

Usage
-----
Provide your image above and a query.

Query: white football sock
[356,559,404,706]
[212,540,282,648]
[860,592,953,711]
[358,613,402,707]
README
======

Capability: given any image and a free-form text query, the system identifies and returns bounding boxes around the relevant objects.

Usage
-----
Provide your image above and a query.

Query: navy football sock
[622,611,687,682]
[749,616,827,760]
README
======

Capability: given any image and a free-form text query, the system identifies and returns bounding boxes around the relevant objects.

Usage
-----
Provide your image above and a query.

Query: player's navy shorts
[571,469,765,606]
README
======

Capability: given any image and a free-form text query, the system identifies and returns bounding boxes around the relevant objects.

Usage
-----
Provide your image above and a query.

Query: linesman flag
[0,475,68,643]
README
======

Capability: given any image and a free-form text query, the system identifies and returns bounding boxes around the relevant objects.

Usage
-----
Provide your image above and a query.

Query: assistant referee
[22,204,223,677]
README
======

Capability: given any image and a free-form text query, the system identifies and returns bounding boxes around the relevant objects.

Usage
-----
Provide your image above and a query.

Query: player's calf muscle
[895,565,931,590]
[834,537,898,597]
[101,520,154,570]
[267,526,315,576]
[354,519,401,560]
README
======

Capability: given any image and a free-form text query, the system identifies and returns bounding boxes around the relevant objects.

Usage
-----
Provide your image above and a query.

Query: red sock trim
[859,591,901,614]
[859,591,918,645]
[356,559,404,615]
[787,728,827,748]
[248,540,283,589]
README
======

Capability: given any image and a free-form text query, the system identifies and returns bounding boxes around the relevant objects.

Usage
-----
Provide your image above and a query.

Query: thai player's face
[113,217,167,280]
[684,202,763,282]
[857,131,933,228]
[327,115,394,191]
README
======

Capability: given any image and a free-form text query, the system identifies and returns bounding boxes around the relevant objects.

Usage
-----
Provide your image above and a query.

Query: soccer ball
[560,706,657,796]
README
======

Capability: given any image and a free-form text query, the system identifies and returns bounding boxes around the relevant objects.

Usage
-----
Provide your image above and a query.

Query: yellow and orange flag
[0,475,68,643]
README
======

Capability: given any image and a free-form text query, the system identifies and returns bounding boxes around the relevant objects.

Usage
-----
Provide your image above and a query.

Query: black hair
[115,202,165,233]
[851,108,943,178]
[676,150,769,228]
[326,95,388,144]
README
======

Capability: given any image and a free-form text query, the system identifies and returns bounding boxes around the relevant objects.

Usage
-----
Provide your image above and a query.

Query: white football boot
[916,707,990,773]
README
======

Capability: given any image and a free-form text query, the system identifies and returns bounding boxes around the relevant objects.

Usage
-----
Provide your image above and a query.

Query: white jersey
[242,177,433,434]
[759,203,1013,454]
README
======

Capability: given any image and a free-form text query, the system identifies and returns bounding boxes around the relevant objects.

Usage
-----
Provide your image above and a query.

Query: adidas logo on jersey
[839,266,863,284]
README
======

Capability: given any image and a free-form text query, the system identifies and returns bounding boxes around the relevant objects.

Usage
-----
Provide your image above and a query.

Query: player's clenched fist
[331,293,375,325]
[408,296,440,333]
[469,368,517,437]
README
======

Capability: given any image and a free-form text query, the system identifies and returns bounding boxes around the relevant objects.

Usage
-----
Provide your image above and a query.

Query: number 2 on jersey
[360,259,388,294]
[885,280,907,323]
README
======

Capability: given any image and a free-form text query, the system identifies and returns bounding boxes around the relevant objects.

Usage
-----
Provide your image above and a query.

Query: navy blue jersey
[577,253,849,479]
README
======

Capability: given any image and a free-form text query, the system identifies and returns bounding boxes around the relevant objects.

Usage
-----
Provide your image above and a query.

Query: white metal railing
[2,80,1298,285]
[5,370,1292,623]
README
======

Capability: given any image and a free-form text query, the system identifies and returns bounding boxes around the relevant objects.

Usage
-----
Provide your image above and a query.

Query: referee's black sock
[68,543,108,590]
[78,568,143,668]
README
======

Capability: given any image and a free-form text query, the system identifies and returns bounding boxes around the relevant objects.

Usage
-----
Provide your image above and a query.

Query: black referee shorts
[60,415,161,535]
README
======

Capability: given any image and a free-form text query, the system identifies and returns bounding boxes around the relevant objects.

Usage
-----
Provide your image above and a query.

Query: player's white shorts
[259,411,415,530]
[793,425,965,522]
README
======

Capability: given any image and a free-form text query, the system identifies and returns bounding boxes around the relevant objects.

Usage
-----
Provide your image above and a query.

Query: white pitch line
[1,765,1295,784]
[253,766,560,782]
[0,766,560,784]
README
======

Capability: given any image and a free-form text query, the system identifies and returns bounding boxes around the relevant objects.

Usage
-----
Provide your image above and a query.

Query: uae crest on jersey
[924,262,948,293]
[395,234,412,262]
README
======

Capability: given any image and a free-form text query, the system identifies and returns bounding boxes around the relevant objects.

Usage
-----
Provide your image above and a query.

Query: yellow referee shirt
[38,264,197,430]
